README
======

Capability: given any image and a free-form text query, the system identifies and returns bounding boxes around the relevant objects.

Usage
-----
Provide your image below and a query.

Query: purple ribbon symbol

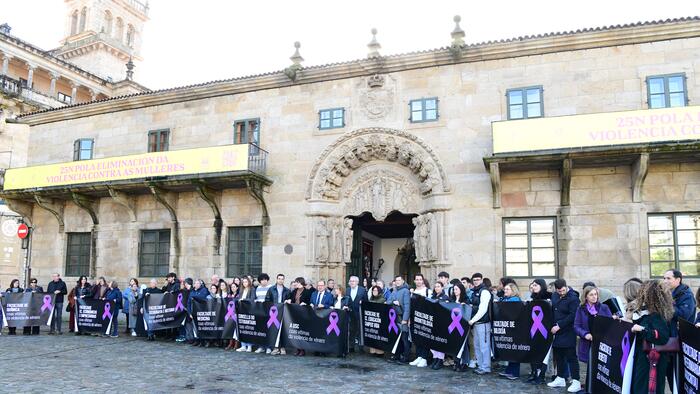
[40,295,52,313]
[620,331,631,375]
[174,293,185,312]
[530,305,548,339]
[326,311,340,336]
[447,307,465,336]
[388,308,399,334]
[102,302,113,320]
[224,300,237,322]
[266,305,280,329]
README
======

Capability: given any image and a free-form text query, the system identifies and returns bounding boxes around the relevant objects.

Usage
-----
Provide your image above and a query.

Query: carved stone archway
[305,128,451,282]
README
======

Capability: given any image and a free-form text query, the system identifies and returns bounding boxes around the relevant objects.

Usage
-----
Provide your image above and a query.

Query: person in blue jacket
[664,269,697,391]
[387,275,411,364]
[498,283,522,380]
[309,280,333,309]
[104,281,122,338]
[547,279,581,392]
[121,278,138,335]
[188,279,210,347]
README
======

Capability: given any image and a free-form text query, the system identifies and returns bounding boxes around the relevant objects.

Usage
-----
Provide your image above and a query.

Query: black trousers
[554,346,580,380]
[397,324,411,360]
[349,313,360,348]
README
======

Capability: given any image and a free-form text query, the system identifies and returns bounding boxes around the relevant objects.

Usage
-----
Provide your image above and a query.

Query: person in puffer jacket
[547,279,581,393]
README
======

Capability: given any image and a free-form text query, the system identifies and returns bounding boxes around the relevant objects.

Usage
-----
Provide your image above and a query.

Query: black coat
[286,288,312,305]
[551,287,579,348]
[265,285,291,304]
[47,279,68,303]
[346,286,367,317]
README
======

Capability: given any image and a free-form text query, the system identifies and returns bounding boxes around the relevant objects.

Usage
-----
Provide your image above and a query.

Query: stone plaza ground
[1,323,561,394]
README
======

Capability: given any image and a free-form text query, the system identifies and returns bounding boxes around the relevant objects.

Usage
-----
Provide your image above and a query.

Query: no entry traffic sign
[17,223,29,239]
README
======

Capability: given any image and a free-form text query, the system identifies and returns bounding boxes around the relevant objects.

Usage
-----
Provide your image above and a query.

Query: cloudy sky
[3,0,699,90]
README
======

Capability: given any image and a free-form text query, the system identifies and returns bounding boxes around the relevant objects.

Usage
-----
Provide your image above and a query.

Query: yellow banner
[3,144,250,190]
[493,106,700,154]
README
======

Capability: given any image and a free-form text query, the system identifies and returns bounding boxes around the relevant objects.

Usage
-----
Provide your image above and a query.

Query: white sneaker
[468,360,477,369]
[567,380,581,393]
[236,347,246,352]
[409,357,423,366]
[255,347,265,353]
[548,377,567,388]
[246,346,253,352]
[265,348,272,354]
[416,359,428,368]
[280,348,286,355]
[131,330,137,337]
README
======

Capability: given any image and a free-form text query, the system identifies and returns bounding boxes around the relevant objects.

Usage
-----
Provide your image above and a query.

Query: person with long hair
[24,278,43,335]
[5,279,23,335]
[629,280,673,394]
[236,276,256,352]
[122,278,139,334]
[427,281,450,370]
[574,286,612,392]
[366,285,386,357]
[409,274,432,368]
[497,283,522,380]
[450,282,469,372]
[526,278,552,384]
[622,277,643,321]
[285,277,312,356]
[103,281,122,338]
[188,279,210,347]
[73,276,91,335]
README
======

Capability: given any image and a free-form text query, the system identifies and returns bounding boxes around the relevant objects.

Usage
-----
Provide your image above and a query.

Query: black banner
[590,316,635,394]
[282,304,348,356]
[1,292,55,328]
[492,300,554,363]
[236,300,282,348]
[679,319,700,394]
[191,298,238,340]
[75,299,115,335]
[143,292,188,331]
[410,296,471,356]
[361,302,401,353]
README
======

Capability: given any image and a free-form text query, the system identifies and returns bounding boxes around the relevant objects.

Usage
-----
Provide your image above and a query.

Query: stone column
[1,54,10,75]
[26,63,36,89]
[88,88,97,101]
[70,82,79,103]
[49,72,59,97]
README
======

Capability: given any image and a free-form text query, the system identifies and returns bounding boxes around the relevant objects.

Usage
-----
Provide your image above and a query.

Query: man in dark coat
[547,279,581,392]
[663,269,696,390]
[346,275,367,352]
[47,273,68,335]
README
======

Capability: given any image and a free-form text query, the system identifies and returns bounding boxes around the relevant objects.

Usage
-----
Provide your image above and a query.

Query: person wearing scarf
[574,286,612,393]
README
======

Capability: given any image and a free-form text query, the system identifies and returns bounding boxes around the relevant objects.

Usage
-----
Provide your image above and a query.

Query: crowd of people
[2,270,700,393]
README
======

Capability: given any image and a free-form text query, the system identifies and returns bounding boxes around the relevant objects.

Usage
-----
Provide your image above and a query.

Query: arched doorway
[347,211,419,284]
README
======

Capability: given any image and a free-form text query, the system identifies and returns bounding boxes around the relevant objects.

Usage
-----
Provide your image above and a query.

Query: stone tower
[53,0,149,81]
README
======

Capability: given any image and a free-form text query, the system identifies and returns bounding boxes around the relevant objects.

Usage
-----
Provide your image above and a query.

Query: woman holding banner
[366,285,386,357]
[236,277,256,352]
[574,286,612,392]
[73,276,92,336]
[629,280,673,394]
[498,283,522,380]
[526,278,551,385]
[104,281,122,338]
[5,279,23,335]
[427,281,450,370]
[24,278,43,335]
[409,274,432,368]
[189,279,210,347]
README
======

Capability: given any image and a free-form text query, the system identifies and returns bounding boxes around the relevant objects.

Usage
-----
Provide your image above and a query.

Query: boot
[431,359,444,370]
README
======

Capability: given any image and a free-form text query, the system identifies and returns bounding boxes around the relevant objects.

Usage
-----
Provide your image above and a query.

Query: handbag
[643,336,679,353]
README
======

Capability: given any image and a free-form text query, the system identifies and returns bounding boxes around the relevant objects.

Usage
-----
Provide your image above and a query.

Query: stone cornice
[17,17,700,126]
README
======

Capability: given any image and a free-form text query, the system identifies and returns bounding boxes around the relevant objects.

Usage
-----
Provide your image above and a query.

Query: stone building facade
[2,17,700,293]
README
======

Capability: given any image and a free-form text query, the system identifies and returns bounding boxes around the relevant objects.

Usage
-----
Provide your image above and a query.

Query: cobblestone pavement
[1,324,565,394]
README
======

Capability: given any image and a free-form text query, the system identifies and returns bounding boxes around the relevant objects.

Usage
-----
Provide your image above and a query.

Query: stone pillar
[70,82,79,103]
[49,72,59,97]
[1,54,10,75]
[88,88,97,101]
[26,63,36,89]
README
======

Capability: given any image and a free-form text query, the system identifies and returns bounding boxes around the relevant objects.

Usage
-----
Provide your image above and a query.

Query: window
[19,78,27,88]
[139,229,171,277]
[409,98,438,123]
[319,108,345,130]
[148,129,169,152]
[73,139,93,161]
[233,119,260,145]
[648,213,700,277]
[57,92,72,104]
[66,233,91,277]
[503,217,557,278]
[507,86,543,120]
[226,226,262,276]
[646,74,688,109]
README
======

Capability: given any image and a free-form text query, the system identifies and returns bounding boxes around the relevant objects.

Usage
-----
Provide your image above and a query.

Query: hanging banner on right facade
[590,316,636,394]
[491,300,554,363]
[679,319,700,394]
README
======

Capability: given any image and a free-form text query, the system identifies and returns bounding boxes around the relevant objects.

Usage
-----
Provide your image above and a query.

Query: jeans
[184,320,195,341]
[50,303,63,333]
[554,346,579,380]
[397,323,411,360]
[473,322,491,372]
[111,315,119,336]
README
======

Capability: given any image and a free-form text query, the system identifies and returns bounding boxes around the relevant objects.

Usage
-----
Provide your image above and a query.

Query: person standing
[310,280,333,309]
[142,279,163,341]
[188,279,210,347]
[47,273,67,335]
[126,282,140,337]
[468,272,492,375]
[24,278,43,335]
[5,279,23,335]
[236,276,256,352]
[253,273,272,354]
[426,281,450,370]
[365,285,387,357]
[663,269,696,390]
[286,277,312,356]
[346,275,367,353]
[526,278,553,384]
[574,286,612,392]
[408,273,432,368]
[73,276,92,336]
[498,283,522,380]
[386,276,411,364]
[629,280,673,394]
[327,279,336,293]
[104,281,122,338]
[265,273,290,355]
[437,272,452,298]
[92,277,108,300]
[122,278,139,334]
[547,279,581,392]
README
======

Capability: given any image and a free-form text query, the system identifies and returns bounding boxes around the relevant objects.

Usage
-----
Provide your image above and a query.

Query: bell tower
[54,0,149,81]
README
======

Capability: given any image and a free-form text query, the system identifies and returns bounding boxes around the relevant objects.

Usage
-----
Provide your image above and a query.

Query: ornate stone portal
[306,127,451,282]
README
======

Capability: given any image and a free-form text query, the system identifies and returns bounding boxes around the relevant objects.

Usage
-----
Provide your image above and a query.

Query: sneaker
[468,360,477,369]
[474,369,489,375]
[110,334,118,338]
[506,375,519,380]
[547,377,567,388]
[499,372,512,378]
[409,357,423,366]
[567,380,581,393]
[255,347,265,353]
[236,347,246,352]
[131,331,137,337]
[416,358,428,368]
[270,348,281,355]
[280,348,286,355]
[265,348,272,354]
[246,346,253,352]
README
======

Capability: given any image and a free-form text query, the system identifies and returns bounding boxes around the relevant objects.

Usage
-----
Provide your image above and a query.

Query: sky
[3,0,699,90]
